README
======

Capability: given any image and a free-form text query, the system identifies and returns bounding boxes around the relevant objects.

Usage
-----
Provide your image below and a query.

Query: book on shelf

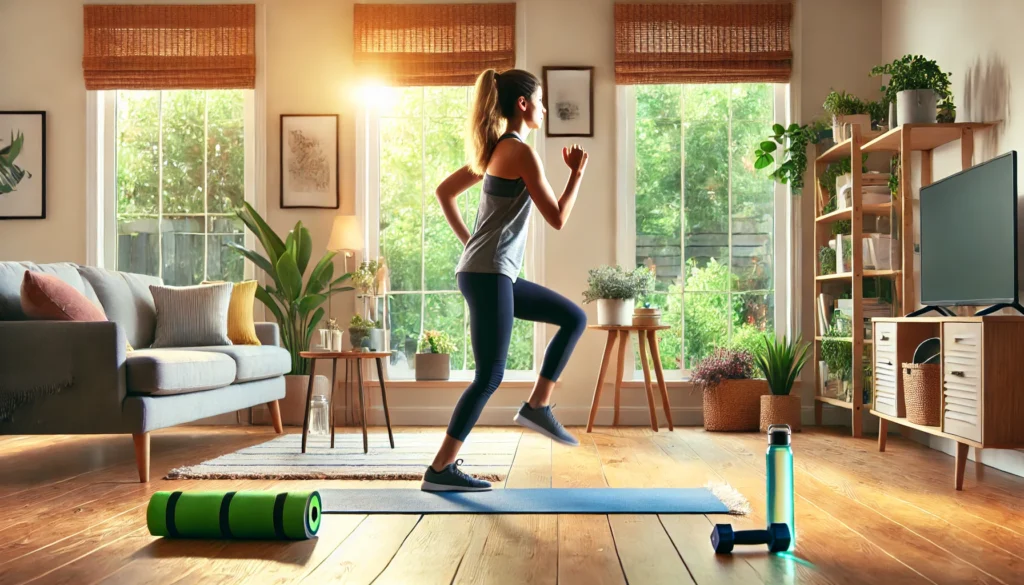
[817,293,834,336]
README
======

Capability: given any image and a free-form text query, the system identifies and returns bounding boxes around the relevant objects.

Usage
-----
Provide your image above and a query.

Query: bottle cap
[768,424,791,446]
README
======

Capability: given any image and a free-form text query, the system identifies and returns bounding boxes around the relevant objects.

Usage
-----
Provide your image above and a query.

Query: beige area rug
[166,431,522,481]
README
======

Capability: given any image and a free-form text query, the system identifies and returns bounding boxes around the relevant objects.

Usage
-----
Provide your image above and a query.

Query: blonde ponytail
[467,69,505,175]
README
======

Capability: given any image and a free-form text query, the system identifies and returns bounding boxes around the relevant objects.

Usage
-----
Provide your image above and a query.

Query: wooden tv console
[871,316,1024,490]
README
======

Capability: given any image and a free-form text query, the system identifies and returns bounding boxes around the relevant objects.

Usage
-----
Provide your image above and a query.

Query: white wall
[0,0,885,428]
[882,0,1024,477]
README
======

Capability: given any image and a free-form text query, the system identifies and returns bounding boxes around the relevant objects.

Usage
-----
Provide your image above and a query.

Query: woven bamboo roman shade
[353,3,515,87]
[83,4,256,90]
[615,2,792,84]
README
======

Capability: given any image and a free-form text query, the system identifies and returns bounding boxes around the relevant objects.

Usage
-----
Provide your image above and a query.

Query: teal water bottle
[766,424,795,551]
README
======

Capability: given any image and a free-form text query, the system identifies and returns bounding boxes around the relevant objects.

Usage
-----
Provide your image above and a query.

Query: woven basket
[904,363,941,426]
[702,379,770,431]
[759,395,802,432]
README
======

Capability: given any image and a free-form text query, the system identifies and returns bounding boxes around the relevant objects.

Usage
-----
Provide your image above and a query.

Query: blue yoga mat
[320,488,730,514]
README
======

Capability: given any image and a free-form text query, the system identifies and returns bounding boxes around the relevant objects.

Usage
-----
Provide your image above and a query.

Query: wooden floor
[1,426,1022,585]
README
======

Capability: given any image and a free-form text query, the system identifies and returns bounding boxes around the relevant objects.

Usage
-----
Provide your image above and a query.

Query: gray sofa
[0,262,289,482]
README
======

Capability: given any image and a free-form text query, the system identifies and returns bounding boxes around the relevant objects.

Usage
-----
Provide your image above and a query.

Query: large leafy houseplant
[230,202,353,374]
[753,335,810,396]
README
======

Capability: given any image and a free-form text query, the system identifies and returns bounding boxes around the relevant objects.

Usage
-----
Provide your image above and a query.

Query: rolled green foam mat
[147,491,321,540]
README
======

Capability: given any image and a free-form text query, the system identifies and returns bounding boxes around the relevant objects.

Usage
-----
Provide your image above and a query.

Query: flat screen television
[919,151,1019,311]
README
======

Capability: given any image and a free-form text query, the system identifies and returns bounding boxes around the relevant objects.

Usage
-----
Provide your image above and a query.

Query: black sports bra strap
[497,131,524,144]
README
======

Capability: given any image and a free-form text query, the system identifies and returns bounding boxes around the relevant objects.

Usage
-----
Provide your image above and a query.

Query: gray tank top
[455,132,533,282]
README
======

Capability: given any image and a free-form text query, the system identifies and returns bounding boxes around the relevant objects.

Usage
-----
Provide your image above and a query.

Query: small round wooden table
[298,351,395,454]
[586,325,674,433]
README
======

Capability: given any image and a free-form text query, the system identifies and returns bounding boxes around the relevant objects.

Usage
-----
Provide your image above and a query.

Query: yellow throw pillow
[203,280,261,345]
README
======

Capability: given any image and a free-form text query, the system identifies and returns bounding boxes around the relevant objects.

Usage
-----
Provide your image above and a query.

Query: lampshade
[327,215,362,252]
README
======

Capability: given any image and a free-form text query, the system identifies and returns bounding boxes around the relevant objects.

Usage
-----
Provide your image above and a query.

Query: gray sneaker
[513,402,579,446]
[421,459,492,492]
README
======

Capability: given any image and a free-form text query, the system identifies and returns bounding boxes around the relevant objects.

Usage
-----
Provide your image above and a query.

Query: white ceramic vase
[596,298,635,326]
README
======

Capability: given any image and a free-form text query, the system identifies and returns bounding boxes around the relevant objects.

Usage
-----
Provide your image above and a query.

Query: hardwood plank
[372,515,492,585]
[609,515,696,585]
[660,515,764,585]
[300,515,419,584]
[553,434,625,585]
[453,430,556,585]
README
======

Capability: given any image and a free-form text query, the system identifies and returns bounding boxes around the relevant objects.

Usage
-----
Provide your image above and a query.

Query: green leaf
[294,224,313,276]
[329,272,353,289]
[255,285,284,323]
[304,253,336,296]
[225,242,276,281]
[275,253,303,302]
[754,154,774,170]
[239,201,285,263]
[759,141,777,153]
[772,123,785,135]
[297,294,327,316]
[304,307,325,350]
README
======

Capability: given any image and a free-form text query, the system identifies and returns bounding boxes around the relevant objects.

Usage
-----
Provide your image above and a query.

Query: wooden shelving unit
[812,122,993,438]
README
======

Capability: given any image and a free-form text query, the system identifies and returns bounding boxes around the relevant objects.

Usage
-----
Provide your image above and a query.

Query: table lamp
[326,215,363,320]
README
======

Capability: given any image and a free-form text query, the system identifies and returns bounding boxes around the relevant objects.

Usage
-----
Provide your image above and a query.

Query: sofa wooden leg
[268,400,284,434]
[132,433,150,483]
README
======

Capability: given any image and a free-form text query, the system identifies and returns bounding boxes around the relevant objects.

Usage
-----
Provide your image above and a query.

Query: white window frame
[615,83,793,380]
[356,90,545,381]
[87,89,258,282]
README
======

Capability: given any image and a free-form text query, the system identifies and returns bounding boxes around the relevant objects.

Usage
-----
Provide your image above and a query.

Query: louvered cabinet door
[942,323,982,443]
[873,322,901,416]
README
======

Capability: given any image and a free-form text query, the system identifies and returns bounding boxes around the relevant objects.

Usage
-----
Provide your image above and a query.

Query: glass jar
[308,395,330,437]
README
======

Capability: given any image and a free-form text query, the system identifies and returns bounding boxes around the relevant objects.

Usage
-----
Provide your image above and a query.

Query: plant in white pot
[582,265,655,326]
[753,334,810,432]
[415,330,456,381]
[231,202,354,425]
[822,89,871,142]
[351,259,386,350]
[871,55,952,126]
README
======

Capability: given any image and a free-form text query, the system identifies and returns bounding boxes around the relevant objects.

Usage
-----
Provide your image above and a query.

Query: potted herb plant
[871,55,952,126]
[823,90,871,141]
[416,330,456,381]
[348,315,376,351]
[753,335,810,432]
[230,202,354,425]
[819,246,837,276]
[692,348,769,432]
[352,259,386,349]
[821,316,854,401]
[582,265,655,326]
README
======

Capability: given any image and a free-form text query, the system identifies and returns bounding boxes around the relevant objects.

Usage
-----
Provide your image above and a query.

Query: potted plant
[821,317,854,401]
[230,202,354,425]
[823,90,871,141]
[753,335,810,432]
[416,330,456,381]
[871,55,952,126]
[692,348,769,432]
[352,259,387,349]
[819,246,837,276]
[348,315,375,351]
[582,265,655,326]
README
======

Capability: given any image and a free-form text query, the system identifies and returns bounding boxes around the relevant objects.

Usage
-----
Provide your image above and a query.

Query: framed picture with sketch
[280,114,339,209]
[542,67,594,138]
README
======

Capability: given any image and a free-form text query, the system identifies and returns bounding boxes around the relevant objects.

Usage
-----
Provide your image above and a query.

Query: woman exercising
[421,69,590,492]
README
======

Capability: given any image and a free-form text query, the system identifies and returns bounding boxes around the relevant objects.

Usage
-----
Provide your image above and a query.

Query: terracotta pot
[760,394,802,433]
[279,374,330,426]
[415,352,451,381]
[702,379,769,431]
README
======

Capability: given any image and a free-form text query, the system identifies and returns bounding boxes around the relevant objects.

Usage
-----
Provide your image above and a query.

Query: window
[362,87,538,380]
[112,90,252,285]
[620,83,787,374]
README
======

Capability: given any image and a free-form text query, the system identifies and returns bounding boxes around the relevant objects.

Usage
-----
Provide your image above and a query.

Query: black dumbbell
[710,523,791,554]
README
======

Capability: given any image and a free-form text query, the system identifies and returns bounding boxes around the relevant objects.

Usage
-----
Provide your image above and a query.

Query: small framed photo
[0,111,46,220]
[280,114,339,209]
[542,66,594,138]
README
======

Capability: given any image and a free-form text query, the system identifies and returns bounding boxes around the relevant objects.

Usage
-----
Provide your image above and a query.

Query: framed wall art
[280,114,339,209]
[542,66,594,137]
[0,111,46,220]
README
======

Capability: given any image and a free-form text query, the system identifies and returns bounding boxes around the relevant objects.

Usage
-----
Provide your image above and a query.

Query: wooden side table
[586,325,674,433]
[298,351,395,454]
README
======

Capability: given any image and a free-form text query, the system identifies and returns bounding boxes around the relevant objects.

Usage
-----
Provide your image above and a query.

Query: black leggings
[445,272,587,441]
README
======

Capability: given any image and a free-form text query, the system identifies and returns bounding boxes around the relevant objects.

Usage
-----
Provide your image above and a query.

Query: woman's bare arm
[518,145,588,230]
[435,166,482,245]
